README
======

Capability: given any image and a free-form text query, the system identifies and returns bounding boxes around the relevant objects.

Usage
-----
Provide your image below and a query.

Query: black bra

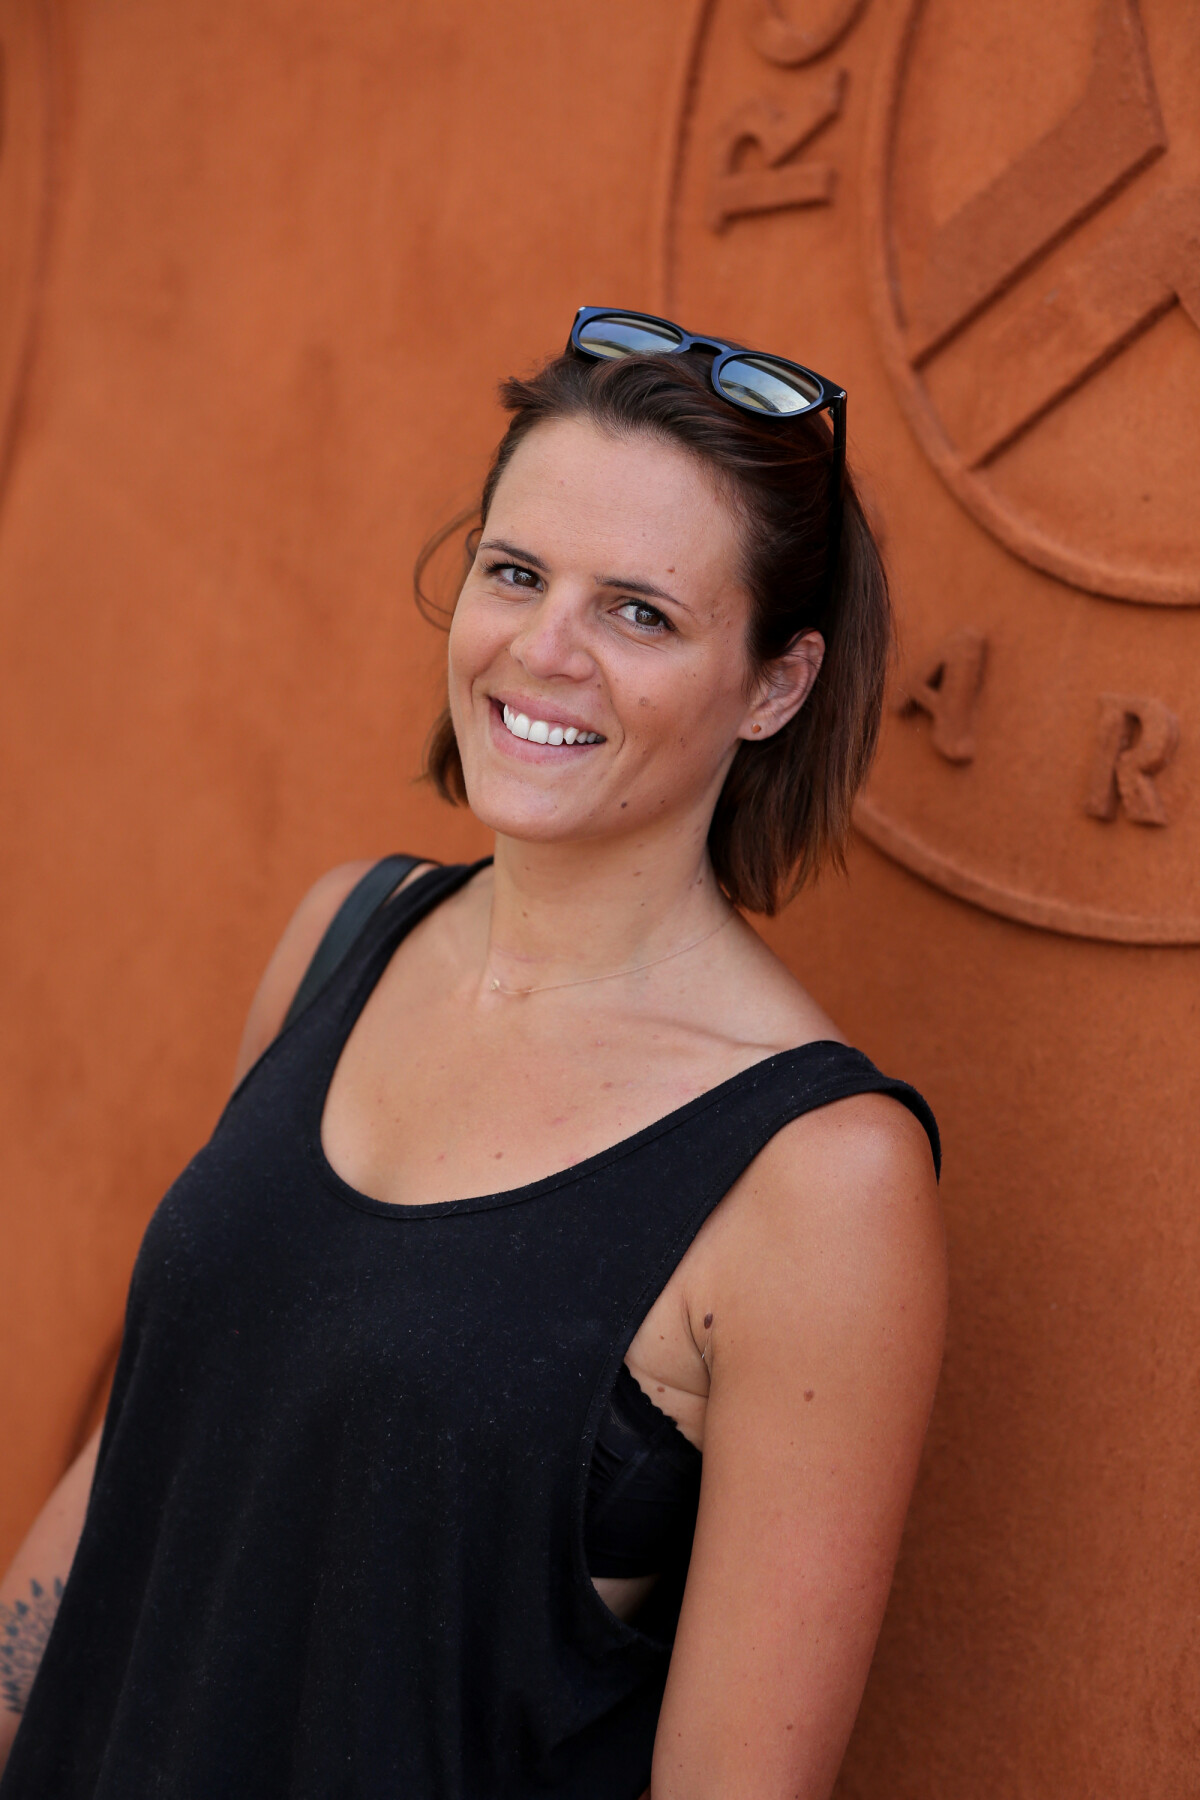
[584,1364,702,1579]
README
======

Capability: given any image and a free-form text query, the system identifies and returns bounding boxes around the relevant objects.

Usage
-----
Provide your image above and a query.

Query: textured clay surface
[1,1,1197,1794]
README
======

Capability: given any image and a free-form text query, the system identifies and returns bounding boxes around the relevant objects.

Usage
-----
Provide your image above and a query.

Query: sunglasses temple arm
[826,394,847,597]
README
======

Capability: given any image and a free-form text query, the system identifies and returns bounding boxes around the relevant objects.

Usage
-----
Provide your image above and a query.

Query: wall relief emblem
[0,0,54,511]
[665,0,1200,942]
[868,0,1198,607]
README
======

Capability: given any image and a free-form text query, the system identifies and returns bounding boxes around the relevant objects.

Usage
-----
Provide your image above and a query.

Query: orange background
[2,2,1197,1795]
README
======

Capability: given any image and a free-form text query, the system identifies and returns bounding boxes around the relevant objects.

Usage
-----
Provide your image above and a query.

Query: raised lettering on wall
[1084,694,1179,826]
[894,628,988,764]
[707,74,845,232]
[746,0,869,67]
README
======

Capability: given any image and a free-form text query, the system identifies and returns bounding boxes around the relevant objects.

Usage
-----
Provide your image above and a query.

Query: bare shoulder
[765,1085,939,1213]
[231,859,432,1087]
[751,1088,938,1266]
[694,1088,945,1362]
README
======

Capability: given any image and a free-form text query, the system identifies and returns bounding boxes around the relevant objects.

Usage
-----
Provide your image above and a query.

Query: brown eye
[616,600,671,633]
[487,561,539,589]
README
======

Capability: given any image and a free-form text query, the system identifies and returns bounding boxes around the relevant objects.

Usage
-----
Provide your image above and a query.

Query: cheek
[447,592,501,690]
[627,642,750,752]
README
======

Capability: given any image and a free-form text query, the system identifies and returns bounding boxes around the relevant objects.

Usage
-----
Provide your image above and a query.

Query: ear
[737,630,825,742]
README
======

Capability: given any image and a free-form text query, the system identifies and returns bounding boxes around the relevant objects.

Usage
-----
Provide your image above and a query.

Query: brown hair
[417,348,892,915]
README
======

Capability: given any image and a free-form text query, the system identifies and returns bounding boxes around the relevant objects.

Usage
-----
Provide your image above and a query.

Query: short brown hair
[417,348,891,915]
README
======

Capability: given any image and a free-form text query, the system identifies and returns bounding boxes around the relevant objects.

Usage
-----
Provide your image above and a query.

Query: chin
[458,769,592,844]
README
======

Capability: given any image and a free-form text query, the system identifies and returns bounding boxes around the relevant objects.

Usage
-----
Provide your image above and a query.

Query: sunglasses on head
[568,306,847,592]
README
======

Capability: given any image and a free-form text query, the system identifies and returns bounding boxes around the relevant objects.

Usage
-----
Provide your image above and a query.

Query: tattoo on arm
[1,1578,64,1715]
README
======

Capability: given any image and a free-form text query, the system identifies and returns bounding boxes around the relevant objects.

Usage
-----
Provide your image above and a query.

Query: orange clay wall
[2,1,1198,1792]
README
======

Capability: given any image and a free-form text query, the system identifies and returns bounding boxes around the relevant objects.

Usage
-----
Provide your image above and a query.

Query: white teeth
[500,705,600,746]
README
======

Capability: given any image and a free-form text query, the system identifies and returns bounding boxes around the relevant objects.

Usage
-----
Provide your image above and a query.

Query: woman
[0,309,945,1799]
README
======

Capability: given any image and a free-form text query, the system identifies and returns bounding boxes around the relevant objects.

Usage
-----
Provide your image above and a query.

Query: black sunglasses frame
[568,306,846,603]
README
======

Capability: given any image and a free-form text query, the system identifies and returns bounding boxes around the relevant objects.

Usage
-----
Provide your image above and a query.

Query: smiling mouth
[499,702,604,747]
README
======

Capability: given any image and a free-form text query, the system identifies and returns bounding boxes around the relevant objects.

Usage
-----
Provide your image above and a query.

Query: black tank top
[2,862,939,1800]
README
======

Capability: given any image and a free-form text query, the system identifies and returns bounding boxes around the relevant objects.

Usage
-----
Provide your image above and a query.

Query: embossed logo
[665,0,1199,942]
[868,0,1200,606]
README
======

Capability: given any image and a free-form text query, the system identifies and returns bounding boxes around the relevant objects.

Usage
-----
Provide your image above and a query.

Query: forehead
[486,416,746,596]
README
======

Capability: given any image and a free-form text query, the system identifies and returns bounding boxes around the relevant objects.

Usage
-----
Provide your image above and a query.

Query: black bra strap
[282,854,427,1030]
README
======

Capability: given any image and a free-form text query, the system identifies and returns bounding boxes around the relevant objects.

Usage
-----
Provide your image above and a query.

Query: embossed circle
[665,0,1200,941]
[865,0,1200,605]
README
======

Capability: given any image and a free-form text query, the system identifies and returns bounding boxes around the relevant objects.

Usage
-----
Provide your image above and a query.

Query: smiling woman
[423,330,881,917]
[0,314,945,1800]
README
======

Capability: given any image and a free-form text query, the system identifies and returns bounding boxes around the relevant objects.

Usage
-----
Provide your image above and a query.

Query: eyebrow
[479,538,550,573]
[479,539,689,614]
[596,572,689,613]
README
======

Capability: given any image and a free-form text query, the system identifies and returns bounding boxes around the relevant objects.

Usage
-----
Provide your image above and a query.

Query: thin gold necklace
[486,907,736,998]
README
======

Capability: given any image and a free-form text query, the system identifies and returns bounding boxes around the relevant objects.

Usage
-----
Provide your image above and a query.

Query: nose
[508,591,595,684]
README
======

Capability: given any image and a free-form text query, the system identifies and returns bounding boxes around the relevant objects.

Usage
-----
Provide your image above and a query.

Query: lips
[498,701,603,747]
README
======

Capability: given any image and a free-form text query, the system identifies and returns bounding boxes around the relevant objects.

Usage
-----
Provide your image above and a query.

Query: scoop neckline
[306,858,856,1221]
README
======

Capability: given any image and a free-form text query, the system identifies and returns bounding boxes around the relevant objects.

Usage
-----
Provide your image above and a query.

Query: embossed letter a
[894,628,988,764]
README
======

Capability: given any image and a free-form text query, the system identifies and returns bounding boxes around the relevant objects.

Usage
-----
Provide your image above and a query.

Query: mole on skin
[703,1313,713,1328]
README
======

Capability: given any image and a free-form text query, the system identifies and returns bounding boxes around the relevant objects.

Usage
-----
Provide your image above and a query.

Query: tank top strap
[304,855,488,1021]
[279,868,939,1194]
[223,859,487,1121]
[585,1039,940,1223]
[369,854,490,943]
[576,1040,940,1382]
[745,1039,940,1177]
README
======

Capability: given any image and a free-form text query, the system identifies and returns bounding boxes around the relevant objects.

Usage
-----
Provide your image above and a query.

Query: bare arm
[651,1093,946,1800]
[0,1428,102,1769]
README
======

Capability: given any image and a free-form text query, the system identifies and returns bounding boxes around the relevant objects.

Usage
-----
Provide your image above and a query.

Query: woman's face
[447,415,817,849]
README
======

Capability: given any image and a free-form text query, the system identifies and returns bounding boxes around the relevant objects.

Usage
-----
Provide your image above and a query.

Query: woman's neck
[477,826,732,997]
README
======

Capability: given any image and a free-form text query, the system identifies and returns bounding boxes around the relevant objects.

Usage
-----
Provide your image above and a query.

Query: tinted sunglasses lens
[717,355,822,415]
[575,313,685,358]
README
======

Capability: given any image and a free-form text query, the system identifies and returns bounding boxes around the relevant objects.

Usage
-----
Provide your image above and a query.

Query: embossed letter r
[1084,694,1179,826]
